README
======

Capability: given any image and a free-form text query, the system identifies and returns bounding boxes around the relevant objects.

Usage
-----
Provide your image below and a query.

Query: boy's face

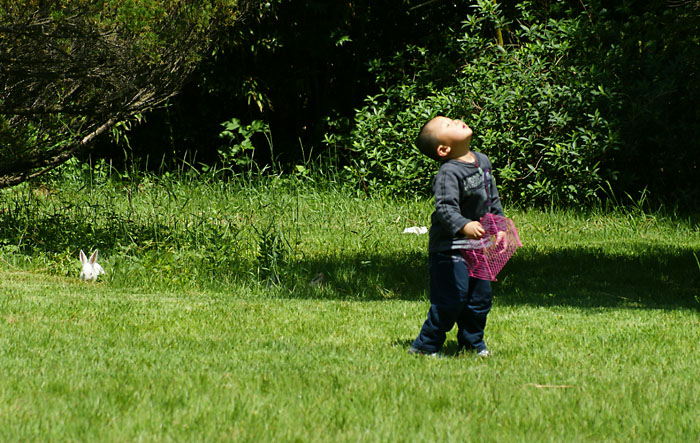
[427,116,473,150]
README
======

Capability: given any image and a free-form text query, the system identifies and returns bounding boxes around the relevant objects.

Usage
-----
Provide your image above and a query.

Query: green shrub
[345,1,620,206]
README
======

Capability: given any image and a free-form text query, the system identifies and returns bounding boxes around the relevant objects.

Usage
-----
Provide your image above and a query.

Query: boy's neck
[445,137,474,163]
[452,150,476,164]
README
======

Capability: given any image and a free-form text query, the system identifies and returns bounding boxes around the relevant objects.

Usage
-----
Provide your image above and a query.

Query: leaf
[335,35,352,47]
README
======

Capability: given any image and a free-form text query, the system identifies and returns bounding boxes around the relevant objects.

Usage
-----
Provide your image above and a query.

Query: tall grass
[1,163,699,441]
[1,160,435,296]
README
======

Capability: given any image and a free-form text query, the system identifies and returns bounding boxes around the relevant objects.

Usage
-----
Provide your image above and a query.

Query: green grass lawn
[1,173,699,441]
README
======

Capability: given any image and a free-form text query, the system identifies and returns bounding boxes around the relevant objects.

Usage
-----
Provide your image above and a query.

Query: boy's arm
[434,167,484,240]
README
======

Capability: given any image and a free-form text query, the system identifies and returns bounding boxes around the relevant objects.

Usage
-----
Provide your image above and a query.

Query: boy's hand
[496,230,509,251]
[461,221,485,239]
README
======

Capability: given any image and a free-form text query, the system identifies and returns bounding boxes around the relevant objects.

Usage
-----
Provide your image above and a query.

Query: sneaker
[408,346,442,358]
[477,349,492,358]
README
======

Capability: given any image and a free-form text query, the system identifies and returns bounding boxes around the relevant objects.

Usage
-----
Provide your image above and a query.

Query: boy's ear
[436,144,451,158]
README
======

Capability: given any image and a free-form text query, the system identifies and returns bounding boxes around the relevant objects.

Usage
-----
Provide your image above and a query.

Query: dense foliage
[3,0,699,208]
[0,0,249,188]
[347,2,620,205]
[346,0,699,206]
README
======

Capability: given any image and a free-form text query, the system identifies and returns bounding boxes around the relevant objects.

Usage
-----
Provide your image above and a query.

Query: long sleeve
[433,166,470,236]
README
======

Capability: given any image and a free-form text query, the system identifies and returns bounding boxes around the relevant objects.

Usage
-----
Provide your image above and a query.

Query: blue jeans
[412,251,493,353]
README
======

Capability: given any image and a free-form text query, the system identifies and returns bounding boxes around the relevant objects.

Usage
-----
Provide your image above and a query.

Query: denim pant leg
[412,252,470,353]
[456,277,492,352]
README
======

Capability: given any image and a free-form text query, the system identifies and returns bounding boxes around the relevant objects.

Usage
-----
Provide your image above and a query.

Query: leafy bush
[218,118,272,168]
[346,1,621,206]
[0,0,247,188]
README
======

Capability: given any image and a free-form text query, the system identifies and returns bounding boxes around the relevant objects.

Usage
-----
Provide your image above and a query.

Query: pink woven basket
[461,213,522,281]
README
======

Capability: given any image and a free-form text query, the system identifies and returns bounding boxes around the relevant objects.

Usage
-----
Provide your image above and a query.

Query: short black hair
[415,119,441,161]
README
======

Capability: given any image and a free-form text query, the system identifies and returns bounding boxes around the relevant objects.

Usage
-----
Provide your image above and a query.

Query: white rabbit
[79,249,105,281]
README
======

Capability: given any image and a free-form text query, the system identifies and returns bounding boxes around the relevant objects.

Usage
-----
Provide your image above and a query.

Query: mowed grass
[1,172,699,441]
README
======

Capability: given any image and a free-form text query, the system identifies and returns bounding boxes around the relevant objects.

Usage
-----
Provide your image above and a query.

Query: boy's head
[416,116,473,161]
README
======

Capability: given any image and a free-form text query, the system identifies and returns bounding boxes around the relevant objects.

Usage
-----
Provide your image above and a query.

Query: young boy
[409,116,505,357]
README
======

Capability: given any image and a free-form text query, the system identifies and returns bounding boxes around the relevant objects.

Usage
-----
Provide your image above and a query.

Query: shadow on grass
[284,250,429,302]
[498,244,700,310]
[284,243,700,310]
[392,338,463,357]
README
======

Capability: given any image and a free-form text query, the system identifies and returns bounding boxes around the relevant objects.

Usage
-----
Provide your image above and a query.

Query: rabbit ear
[80,250,88,264]
[89,250,99,264]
